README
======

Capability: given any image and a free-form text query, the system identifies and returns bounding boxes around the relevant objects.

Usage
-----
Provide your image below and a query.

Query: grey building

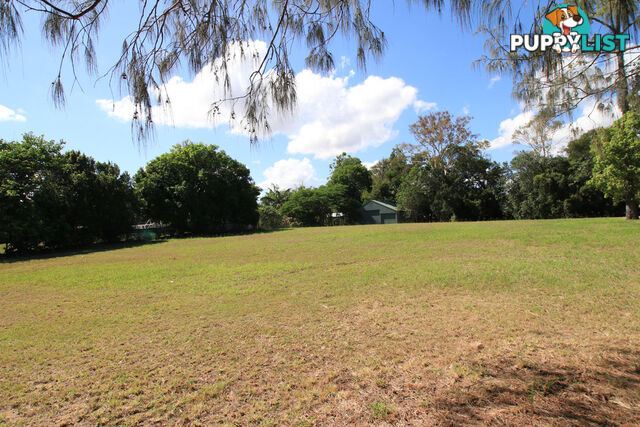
[359,200,398,224]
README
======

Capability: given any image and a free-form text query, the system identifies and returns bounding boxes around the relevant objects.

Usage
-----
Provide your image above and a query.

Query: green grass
[1,218,640,424]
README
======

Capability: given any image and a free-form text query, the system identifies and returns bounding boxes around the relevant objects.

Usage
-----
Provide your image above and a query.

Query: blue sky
[0,1,612,189]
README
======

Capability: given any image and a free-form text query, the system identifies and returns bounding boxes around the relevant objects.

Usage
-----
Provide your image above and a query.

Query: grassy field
[1,218,640,425]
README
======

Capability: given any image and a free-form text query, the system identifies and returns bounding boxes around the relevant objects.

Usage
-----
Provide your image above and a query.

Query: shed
[359,200,398,224]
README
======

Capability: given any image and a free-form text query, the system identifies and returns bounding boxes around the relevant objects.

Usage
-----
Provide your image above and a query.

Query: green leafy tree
[506,152,572,219]
[327,153,371,222]
[590,111,640,219]
[564,130,622,217]
[34,151,138,247]
[280,186,330,226]
[397,144,506,222]
[401,111,477,167]
[0,133,64,252]
[397,110,505,222]
[258,205,285,230]
[1,134,138,253]
[365,147,411,204]
[260,185,292,211]
[135,141,260,233]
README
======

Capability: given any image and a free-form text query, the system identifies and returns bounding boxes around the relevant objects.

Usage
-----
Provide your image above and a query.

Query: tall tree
[0,134,64,252]
[260,185,292,211]
[0,134,138,253]
[401,111,477,168]
[512,109,564,157]
[564,129,623,217]
[135,141,260,233]
[506,152,573,219]
[280,186,331,226]
[366,147,411,204]
[327,153,371,222]
[590,111,640,219]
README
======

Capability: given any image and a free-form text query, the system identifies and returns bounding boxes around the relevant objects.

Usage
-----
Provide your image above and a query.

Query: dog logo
[510,3,628,53]
[542,4,589,52]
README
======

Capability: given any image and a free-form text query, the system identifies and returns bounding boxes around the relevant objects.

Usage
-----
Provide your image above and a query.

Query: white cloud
[461,105,471,115]
[285,72,419,159]
[0,104,26,122]
[340,56,351,69]
[98,41,430,160]
[489,100,619,151]
[489,108,535,150]
[413,100,437,114]
[97,41,267,131]
[259,158,316,190]
[488,76,501,89]
[362,160,379,170]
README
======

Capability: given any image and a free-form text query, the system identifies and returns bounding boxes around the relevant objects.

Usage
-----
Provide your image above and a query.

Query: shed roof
[364,200,398,211]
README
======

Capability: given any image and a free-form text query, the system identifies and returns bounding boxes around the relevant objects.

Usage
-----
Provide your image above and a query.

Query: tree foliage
[1,0,398,143]
[512,109,563,157]
[280,186,331,227]
[590,111,640,219]
[134,141,260,233]
[365,147,411,204]
[397,144,506,222]
[0,133,137,253]
[328,152,371,222]
[401,111,477,167]
[475,0,639,119]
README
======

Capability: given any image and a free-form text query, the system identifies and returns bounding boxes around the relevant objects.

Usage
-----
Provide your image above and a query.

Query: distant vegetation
[2,111,638,254]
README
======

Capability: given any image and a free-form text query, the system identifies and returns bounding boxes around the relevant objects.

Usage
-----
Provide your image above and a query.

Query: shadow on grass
[0,239,168,264]
[429,346,640,425]
[0,228,296,263]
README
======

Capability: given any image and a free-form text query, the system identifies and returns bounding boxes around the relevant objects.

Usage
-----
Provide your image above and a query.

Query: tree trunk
[616,51,630,114]
[626,194,638,220]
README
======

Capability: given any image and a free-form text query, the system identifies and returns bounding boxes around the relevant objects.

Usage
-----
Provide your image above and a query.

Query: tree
[396,111,506,222]
[0,133,64,252]
[590,111,640,219]
[512,109,563,157]
[506,152,573,219]
[0,134,138,253]
[401,111,477,167]
[475,0,639,120]
[564,129,622,217]
[260,185,292,211]
[258,205,285,230]
[134,141,260,233]
[366,147,411,204]
[397,143,506,222]
[35,150,138,247]
[280,186,330,226]
[327,153,371,222]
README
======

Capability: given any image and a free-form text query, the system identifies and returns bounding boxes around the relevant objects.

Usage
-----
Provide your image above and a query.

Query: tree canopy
[590,111,640,219]
[134,141,260,233]
[0,133,137,253]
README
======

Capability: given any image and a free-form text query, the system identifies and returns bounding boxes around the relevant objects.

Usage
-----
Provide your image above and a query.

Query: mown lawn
[1,218,639,424]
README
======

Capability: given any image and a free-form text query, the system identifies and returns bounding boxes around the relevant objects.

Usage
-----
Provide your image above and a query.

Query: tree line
[259,110,640,228]
[2,109,638,253]
[0,137,259,254]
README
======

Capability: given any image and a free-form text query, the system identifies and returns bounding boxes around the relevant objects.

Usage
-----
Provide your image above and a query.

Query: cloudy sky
[0,1,620,190]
